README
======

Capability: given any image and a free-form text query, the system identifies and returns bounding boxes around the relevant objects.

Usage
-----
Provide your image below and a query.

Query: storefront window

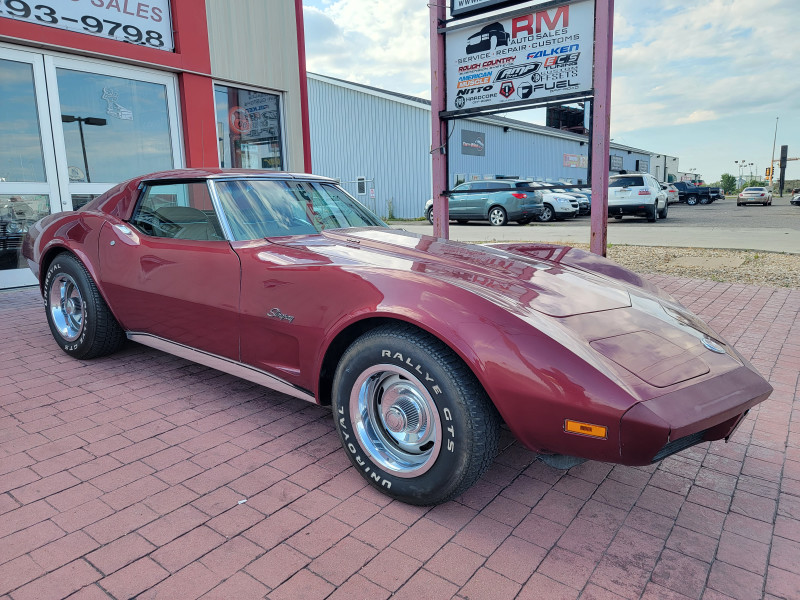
[0,195,50,271]
[215,85,283,170]
[0,59,46,182]
[56,69,174,183]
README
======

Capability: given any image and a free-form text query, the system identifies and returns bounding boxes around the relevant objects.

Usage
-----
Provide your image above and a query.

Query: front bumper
[618,364,772,465]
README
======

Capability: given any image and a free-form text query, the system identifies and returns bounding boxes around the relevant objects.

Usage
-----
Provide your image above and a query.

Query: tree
[720,173,737,195]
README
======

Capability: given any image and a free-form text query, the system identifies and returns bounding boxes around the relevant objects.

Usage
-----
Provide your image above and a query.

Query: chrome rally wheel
[351,365,442,477]
[48,273,84,342]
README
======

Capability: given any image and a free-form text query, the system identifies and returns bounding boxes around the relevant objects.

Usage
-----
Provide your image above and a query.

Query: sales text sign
[0,0,174,51]
[446,0,594,113]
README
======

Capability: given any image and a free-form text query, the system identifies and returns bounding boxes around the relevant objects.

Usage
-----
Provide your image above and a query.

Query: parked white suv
[528,182,579,222]
[608,173,668,222]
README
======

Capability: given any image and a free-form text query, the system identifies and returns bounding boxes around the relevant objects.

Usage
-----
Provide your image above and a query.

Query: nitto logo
[457,85,493,97]
[494,62,541,81]
[499,81,515,98]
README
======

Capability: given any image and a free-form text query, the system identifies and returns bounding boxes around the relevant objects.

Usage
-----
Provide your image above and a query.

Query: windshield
[214,179,386,241]
[609,176,644,188]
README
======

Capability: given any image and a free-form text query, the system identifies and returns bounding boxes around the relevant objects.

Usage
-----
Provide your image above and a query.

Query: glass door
[0,47,62,288]
[45,56,183,212]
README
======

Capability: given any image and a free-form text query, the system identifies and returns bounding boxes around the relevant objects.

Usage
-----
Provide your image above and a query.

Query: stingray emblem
[701,337,725,354]
[267,308,295,323]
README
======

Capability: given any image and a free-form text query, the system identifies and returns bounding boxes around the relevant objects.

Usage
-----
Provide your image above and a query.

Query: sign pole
[589,0,614,256]
[430,0,449,239]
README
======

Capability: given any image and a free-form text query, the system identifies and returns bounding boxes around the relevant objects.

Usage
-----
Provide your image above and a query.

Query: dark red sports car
[23,169,772,505]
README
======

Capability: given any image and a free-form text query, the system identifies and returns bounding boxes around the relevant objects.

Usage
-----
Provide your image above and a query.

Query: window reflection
[56,69,174,183]
[215,85,283,170]
[0,59,46,183]
[0,195,50,271]
[71,194,100,211]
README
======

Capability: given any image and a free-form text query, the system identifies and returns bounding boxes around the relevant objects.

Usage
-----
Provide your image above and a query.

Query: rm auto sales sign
[446,0,594,112]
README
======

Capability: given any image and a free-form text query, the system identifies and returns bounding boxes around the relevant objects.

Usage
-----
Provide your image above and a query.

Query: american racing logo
[494,61,541,82]
[544,52,580,69]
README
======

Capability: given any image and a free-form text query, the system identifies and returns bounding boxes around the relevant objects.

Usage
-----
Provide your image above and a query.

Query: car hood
[271,227,632,318]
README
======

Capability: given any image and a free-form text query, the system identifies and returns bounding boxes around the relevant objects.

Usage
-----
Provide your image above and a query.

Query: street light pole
[770,117,779,188]
[61,115,107,183]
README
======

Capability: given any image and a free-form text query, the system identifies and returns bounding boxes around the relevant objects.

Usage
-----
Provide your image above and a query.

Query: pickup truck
[672,181,716,205]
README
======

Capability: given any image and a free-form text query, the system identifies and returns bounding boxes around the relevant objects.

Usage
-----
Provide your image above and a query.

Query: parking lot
[399,196,800,253]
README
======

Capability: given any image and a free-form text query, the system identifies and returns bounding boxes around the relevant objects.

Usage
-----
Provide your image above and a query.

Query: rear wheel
[332,324,500,505]
[686,195,698,206]
[658,200,669,219]
[647,204,658,222]
[425,207,433,224]
[537,204,555,222]
[44,253,125,360]
[488,206,508,226]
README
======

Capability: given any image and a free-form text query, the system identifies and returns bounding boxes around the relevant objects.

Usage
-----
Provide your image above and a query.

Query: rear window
[610,176,644,188]
[744,187,764,192]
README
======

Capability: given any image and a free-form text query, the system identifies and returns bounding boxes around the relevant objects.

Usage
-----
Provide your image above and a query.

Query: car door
[448,182,472,218]
[98,180,241,360]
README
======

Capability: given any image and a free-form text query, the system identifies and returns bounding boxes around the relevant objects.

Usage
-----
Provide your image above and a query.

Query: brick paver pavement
[1,275,798,599]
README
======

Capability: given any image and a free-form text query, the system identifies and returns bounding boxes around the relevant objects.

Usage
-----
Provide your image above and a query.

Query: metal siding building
[309,74,667,219]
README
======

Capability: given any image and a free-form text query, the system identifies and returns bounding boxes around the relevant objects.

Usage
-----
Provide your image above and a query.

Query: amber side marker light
[564,420,608,439]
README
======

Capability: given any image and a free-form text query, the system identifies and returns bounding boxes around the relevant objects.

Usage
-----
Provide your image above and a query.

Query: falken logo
[494,62,541,81]
[527,44,580,60]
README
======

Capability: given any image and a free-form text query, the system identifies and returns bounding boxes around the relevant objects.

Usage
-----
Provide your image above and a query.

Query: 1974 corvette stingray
[23,169,772,505]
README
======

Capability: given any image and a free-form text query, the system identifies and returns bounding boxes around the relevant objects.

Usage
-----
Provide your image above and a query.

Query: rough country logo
[494,61,541,82]
[499,81,515,98]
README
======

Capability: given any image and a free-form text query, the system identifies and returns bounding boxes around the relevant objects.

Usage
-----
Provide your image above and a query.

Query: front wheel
[425,207,433,224]
[537,204,555,222]
[332,324,500,505]
[699,196,711,205]
[488,206,508,226]
[686,195,698,206]
[43,253,125,360]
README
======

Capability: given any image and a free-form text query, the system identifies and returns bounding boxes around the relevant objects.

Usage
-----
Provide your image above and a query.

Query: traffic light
[766,167,772,178]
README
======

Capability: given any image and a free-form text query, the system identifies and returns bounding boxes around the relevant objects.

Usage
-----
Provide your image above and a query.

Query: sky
[302,0,800,184]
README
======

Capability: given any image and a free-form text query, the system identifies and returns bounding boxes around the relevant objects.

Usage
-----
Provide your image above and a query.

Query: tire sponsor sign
[446,0,594,112]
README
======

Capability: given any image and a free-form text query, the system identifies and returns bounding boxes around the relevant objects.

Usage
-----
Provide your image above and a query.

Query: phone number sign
[446,0,594,113]
[0,0,173,51]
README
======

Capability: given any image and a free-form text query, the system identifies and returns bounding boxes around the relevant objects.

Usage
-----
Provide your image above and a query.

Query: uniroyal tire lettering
[338,404,392,489]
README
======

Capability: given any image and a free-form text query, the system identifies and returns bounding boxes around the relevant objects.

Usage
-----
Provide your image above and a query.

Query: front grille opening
[651,429,708,463]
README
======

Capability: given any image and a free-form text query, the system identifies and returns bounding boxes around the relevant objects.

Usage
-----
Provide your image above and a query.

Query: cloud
[303,0,430,91]
[675,110,718,125]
